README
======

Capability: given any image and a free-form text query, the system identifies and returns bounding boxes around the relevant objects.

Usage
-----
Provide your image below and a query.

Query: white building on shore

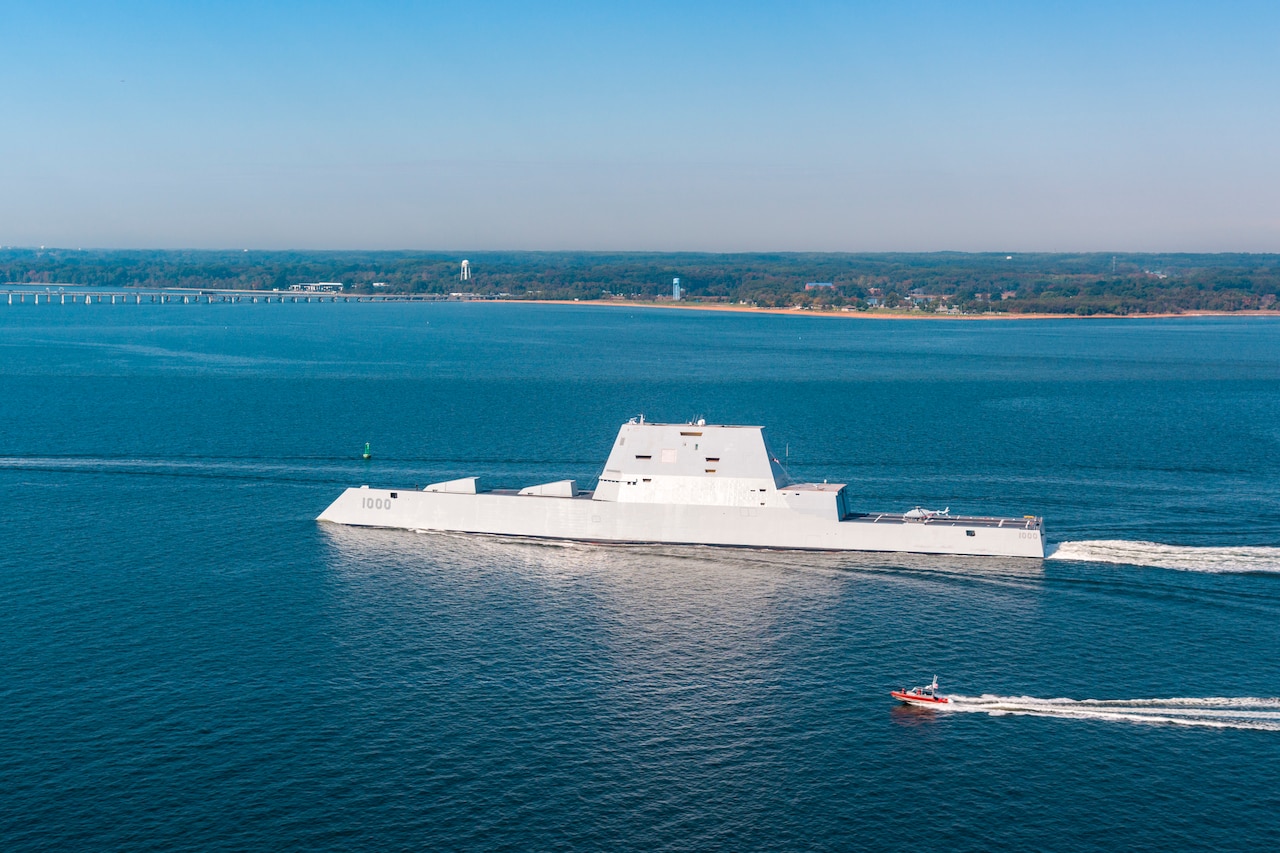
[288,282,344,293]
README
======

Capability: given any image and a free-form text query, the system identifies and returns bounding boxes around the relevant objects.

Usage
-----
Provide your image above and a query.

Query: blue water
[1,303,1278,851]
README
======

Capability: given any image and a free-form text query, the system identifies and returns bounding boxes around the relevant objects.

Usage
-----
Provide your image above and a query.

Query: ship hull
[318,488,1045,558]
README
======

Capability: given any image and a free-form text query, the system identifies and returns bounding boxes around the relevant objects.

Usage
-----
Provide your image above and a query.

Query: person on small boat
[893,676,946,704]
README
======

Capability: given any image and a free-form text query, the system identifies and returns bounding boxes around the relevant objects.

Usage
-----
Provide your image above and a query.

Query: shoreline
[521,299,1280,321]
[4,284,1274,319]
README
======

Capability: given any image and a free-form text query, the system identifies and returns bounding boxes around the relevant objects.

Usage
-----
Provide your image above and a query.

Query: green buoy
[362,442,372,461]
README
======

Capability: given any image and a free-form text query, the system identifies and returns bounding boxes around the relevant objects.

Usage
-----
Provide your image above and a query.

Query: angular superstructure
[318,419,1045,558]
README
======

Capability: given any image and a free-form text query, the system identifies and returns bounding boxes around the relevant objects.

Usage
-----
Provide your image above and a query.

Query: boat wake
[1049,540,1280,573]
[944,695,1280,731]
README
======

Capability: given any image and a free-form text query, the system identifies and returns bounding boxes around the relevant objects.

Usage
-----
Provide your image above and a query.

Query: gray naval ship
[319,418,1045,558]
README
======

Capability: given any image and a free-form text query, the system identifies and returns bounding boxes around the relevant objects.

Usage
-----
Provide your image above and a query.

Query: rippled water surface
[1,304,1279,851]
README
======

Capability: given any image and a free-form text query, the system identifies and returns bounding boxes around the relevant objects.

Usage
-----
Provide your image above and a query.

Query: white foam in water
[944,695,1280,731]
[1049,540,1280,573]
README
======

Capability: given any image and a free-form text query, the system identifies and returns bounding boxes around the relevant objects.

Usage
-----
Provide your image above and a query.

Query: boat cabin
[591,420,851,518]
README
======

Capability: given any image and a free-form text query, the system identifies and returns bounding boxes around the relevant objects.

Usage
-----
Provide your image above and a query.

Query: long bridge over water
[2,288,503,305]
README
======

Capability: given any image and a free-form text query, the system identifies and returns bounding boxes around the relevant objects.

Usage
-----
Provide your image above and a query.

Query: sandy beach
[524,299,1279,321]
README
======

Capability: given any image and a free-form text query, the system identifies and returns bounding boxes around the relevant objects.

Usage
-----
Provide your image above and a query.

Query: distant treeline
[3,249,1279,314]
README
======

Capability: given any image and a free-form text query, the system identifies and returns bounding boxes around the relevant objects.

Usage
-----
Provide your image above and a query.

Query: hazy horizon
[7,248,1280,259]
[5,1,1278,252]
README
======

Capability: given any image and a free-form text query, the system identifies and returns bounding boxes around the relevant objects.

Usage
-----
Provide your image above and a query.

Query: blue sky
[3,0,1278,250]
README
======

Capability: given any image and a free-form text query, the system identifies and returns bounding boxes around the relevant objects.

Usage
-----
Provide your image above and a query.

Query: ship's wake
[1049,540,1280,573]
[943,695,1280,731]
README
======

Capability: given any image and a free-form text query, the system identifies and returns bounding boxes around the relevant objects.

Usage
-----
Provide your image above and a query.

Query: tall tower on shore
[672,277,682,301]
[461,260,471,282]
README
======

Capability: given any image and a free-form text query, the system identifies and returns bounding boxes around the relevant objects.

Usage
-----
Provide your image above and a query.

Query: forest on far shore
[3,249,1279,315]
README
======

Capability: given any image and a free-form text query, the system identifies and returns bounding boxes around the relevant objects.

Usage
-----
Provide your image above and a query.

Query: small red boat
[891,675,951,707]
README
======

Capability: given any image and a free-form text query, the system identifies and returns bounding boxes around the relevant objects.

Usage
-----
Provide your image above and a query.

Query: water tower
[460,260,471,282]
[672,277,682,301]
